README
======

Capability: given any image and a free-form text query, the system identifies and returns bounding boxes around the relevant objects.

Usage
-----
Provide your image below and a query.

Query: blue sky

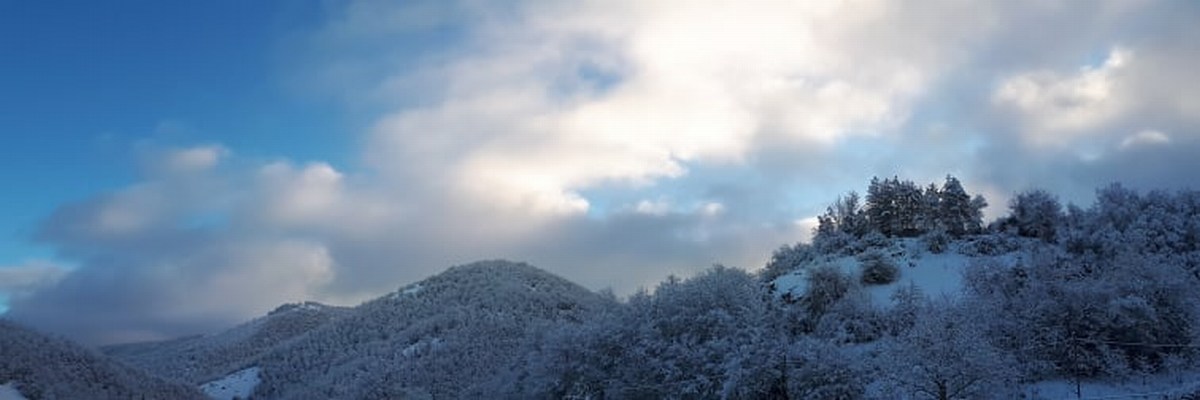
[0,1,352,261]
[2,1,1198,343]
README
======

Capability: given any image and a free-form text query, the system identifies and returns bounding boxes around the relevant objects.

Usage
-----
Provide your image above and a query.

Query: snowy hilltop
[4,176,1200,399]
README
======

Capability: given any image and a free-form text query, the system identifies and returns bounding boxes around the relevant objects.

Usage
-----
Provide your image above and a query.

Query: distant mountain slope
[100,260,615,399]
[253,260,615,399]
[104,301,351,385]
[0,319,205,400]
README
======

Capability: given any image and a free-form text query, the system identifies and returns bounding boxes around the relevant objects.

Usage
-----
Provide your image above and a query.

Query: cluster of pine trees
[816,175,988,243]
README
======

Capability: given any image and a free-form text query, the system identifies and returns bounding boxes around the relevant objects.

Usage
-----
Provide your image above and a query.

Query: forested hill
[108,260,616,399]
[0,320,205,399]
[7,177,1200,399]
[103,301,352,385]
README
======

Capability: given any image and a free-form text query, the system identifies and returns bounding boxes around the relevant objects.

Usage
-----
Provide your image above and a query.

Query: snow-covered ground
[199,366,261,400]
[773,239,1022,307]
[386,283,423,301]
[0,383,26,400]
[773,238,1200,399]
[1024,370,1200,399]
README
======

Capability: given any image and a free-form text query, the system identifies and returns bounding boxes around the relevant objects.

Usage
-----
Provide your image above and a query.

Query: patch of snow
[0,383,27,400]
[772,239,1024,308]
[863,250,972,307]
[200,366,261,400]
[389,284,423,300]
[402,337,444,357]
[774,255,861,298]
[296,302,324,311]
[1024,370,1200,399]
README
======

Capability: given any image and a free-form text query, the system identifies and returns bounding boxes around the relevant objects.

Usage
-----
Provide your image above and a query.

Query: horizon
[2,0,1199,344]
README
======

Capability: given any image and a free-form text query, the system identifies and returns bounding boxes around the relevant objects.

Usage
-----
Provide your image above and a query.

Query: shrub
[763,243,815,282]
[802,265,855,320]
[858,251,899,285]
[922,228,950,254]
[962,234,1022,256]
[786,338,866,398]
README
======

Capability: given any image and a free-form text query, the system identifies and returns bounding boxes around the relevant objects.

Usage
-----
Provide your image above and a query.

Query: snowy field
[773,239,1022,307]
[0,383,26,400]
[199,367,261,400]
[1024,370,1200,399]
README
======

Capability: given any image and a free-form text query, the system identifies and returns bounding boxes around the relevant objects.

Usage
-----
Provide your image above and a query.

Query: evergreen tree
[893,179,924,237]
[866,177,892,236]
[920,183,942,232]
[938,175,978,236]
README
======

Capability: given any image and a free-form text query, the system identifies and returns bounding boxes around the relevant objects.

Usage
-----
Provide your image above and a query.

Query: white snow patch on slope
[0,383,27,400]
[388,283,423,301]
[773,239,1023,308]
[200,366,261,400]
[402,337,445,358]
[297,302,323,311]
[1024,370,1200,399]
[863,250,972,306]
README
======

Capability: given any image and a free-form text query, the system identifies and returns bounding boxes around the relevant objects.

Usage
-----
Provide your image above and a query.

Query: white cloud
[162,145,228,174]
[994,47,1132,146]
[256,162,347,226]
[792,217,819,245]
[1119,129,1170,150]
[181,238,336,320]
[0,261,68,299]
[363,0,994,215]
[635,199,671,216]
[700,202,725,217]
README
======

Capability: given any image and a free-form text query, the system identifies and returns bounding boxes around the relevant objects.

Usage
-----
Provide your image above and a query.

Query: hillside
[771,237,1028,307]
[252,260,617,399]
[107,260,616,399]
[0,319,205,400]
[104,301,351,385]
[5,179,1200,399]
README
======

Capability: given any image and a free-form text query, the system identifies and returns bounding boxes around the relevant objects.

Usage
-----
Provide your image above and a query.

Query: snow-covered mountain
[6,179,1200,399]
[104,300,351,385]
[107,260,615,399]
[0,319,205,399]
[252,260,616,399]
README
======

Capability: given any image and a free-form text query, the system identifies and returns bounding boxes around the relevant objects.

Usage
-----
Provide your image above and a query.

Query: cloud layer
[6,0,1200,344]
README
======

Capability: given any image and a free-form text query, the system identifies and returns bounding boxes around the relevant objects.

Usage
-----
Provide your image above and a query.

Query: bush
[786,338,866,398]
[922,228,950,254]
[859,231,890,251]
[961,234,1022,256]
[815,294,885,343]
[763,243,815,282]
[813,230,856,256]
[1005,189,1063,243]
[858,251,899,285]
[802,265,855,320]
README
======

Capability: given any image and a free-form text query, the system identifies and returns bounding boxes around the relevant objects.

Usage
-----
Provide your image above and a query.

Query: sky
[1,0,1198,344]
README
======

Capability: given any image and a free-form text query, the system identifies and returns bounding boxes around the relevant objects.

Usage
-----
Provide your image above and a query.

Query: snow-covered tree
[0,320,205,399]
[763,243,817,282]
[877,299,1020,400]
[1003,189,1062,242]
[938,175,983,236]
[784,338,866,399]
